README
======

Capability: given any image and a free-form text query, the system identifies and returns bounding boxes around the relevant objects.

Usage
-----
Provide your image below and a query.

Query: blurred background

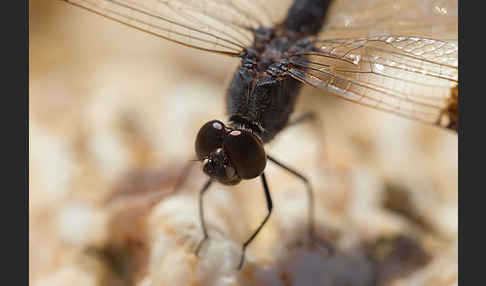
[30,0,457,285]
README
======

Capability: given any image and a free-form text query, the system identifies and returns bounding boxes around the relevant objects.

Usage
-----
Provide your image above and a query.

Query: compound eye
[225,165,236,179]
[223,130,266,179]
[195,120,226,160]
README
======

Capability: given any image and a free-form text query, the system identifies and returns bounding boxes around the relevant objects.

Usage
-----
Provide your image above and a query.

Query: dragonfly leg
[238,172,273,269]
[267,155,334,254]
[195,179,213,256]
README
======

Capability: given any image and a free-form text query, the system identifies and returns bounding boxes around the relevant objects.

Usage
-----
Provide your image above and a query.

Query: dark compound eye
[195,120,226,160]
[223,130,267,179]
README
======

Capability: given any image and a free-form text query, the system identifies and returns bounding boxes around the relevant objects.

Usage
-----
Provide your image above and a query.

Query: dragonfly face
[195,120,266,185]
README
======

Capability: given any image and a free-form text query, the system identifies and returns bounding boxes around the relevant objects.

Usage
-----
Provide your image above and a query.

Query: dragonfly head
[195,120,267,185]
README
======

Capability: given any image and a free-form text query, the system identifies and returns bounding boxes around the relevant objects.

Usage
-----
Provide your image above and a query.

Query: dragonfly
[59,0,458,269]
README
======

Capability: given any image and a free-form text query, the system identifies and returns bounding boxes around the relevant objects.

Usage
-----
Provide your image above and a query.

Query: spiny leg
[279,111,333,251]
[238,172,273,269]
[266,155,315,238]
[267,155,333,254]
[195,178,213,256]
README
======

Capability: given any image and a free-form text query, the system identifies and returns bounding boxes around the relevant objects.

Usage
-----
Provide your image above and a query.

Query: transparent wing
[286,36,458,131]
[61,0,293,56]
[283,0,459,131]
[322,0,458,39]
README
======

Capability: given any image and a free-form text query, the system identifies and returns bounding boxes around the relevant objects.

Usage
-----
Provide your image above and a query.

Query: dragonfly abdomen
[283,0,333,38]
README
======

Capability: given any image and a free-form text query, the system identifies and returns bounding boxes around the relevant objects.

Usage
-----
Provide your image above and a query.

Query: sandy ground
[30,1,457,285]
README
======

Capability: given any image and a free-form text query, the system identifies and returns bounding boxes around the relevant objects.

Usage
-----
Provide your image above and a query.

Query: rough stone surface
[30,1,457,285]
